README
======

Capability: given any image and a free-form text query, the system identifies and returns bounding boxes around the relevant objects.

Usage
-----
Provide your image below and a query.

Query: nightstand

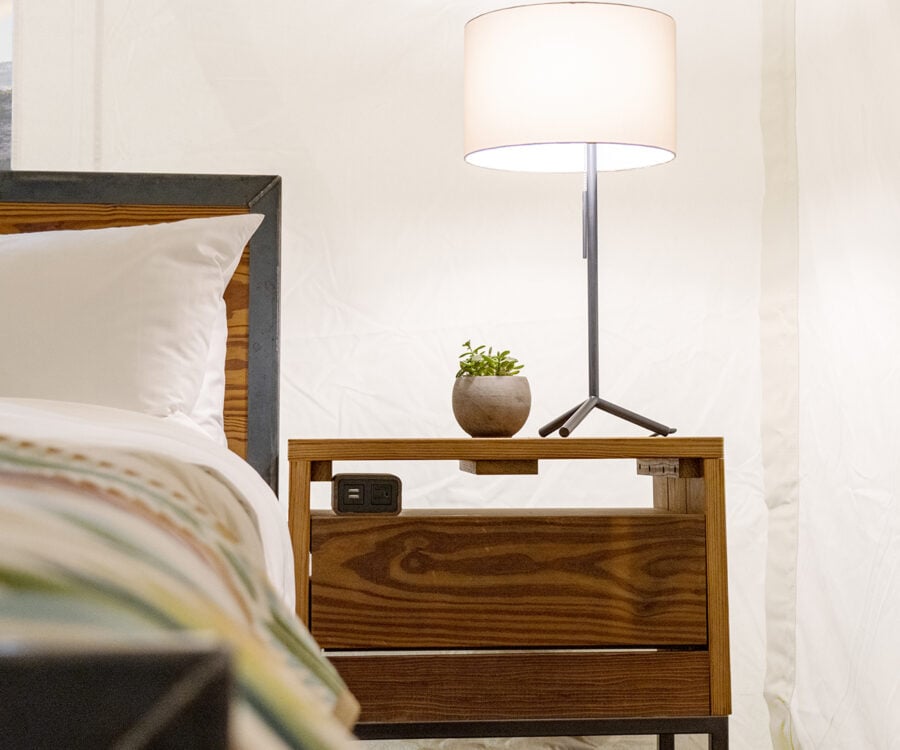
[288,438,730,749]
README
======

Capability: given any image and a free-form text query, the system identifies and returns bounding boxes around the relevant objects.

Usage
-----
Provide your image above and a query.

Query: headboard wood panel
[0,172,281,493]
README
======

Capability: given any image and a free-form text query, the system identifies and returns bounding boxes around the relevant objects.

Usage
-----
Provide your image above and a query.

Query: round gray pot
[452,376,531,438]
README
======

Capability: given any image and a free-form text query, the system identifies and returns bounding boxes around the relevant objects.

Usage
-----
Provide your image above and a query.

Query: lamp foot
[539,396,676,438]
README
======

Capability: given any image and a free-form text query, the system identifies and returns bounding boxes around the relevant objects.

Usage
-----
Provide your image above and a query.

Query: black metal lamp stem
[539,143,676,438]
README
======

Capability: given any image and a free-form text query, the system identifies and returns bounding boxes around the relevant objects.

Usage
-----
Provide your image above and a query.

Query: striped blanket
[0,434,357,749]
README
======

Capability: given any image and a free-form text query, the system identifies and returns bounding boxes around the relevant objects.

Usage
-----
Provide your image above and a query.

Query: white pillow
[0,214,264,441]
[190,307,230,445]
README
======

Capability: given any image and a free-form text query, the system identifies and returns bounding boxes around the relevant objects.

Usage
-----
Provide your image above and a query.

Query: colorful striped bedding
[0,432,358,749]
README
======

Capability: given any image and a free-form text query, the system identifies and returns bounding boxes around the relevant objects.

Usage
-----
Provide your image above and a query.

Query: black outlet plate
[331,474,402,514]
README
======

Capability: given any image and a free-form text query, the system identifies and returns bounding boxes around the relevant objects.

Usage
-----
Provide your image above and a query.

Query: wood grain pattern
[310,511,708,649]
[0,202,240,230]
[0,201,252,459]
[704,458,731,714]
[288,460,312,624]
[223,249,249,458]
[310,461,334,482]
[328,650,711,722]
[290,437,724,462]
[653,477,706,514]
[458,458,539,475]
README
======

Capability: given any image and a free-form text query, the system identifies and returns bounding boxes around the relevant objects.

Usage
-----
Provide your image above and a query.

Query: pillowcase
[189,311,231,445]
[0,214,263,440]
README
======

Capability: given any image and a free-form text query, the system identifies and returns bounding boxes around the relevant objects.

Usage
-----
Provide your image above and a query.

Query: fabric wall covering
[12,1,900,747]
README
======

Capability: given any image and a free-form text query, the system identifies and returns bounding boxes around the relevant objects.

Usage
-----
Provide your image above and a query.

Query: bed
[0,170,358,749]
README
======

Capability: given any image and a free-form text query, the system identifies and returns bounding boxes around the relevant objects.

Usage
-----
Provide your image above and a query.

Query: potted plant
[452,340,531,437]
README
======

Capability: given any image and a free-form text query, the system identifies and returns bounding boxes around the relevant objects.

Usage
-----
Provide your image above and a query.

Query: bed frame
[0,171,282,746]
[0,170,281,493]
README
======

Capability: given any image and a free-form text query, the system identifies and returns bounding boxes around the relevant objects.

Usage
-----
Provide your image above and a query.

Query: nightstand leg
[657,733,675,750]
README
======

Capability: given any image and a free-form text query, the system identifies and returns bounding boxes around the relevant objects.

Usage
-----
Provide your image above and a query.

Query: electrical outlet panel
[331,473,402,514]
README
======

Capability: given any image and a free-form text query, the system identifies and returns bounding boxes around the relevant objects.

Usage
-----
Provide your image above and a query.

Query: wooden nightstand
[288,438,730,749]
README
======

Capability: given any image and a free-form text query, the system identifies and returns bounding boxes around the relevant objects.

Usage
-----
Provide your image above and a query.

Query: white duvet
[0,397,295,608]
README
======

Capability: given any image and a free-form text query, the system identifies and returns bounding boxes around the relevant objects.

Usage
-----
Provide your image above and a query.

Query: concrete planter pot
[452,376,531,438]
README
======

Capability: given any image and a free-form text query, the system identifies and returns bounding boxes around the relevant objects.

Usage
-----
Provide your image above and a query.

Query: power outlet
[331,474,402,514]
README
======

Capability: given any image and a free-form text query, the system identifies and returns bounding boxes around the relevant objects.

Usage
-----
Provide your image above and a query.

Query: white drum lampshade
[464,2,676,173]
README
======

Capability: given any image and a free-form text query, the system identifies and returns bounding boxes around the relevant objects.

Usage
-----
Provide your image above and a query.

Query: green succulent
[456,340,524,377]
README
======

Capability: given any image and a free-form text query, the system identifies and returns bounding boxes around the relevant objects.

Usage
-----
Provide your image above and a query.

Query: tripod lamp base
[539,396,676,438]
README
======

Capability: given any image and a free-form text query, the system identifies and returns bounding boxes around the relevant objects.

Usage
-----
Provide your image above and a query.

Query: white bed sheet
[0,397,294,608]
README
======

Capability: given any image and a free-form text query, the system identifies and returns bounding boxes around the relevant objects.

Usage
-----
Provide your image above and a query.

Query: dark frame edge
[354,716,729,744]
[246,176,281,495]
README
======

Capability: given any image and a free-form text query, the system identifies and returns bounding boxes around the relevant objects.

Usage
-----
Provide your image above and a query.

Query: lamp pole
[538,143,677,438]
[586,142,600,399]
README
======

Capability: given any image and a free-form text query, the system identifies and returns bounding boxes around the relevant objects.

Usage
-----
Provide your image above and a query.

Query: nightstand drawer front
[309,512,708,648]
[330,651,711,722]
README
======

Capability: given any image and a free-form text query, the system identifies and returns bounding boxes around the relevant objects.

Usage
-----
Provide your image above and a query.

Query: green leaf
[455,340,524,376]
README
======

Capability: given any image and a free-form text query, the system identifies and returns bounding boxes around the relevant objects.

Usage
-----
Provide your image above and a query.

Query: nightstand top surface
[287,437,723,461]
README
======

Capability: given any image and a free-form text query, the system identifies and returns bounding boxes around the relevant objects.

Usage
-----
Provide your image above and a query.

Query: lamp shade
[464,2,676,173]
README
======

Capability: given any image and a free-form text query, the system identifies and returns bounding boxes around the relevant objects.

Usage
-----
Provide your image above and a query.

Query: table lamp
[464,1,677,437]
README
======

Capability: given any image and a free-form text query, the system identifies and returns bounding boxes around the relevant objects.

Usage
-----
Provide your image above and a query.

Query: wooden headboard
[0,171,281,493]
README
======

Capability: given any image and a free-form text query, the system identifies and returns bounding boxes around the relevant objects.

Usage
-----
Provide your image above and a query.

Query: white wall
[24,0,900,747]
[792,1,900,747]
